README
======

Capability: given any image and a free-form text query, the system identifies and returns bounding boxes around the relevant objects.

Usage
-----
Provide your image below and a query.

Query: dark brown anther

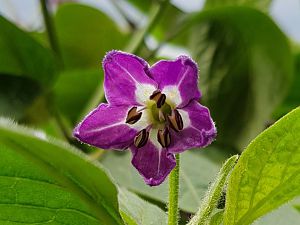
[167,109,184,132]
[157,127,171,148]
[126,107,142,124]
[150,90,166,108]
[134,129,149,148]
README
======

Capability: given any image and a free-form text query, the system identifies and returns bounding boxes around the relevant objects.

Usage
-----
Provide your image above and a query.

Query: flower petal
[130,129,176,186]
[103,50,157,106]
[149,55,201,108]
[168,100,216,153]
[74,104,144,150]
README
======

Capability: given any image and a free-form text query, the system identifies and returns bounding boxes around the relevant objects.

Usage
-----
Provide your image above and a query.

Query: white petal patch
[149,128,162,150]
[135,83,157,105]
[130,106,151,131]
[162,85,182,108]
[177,109,191,129]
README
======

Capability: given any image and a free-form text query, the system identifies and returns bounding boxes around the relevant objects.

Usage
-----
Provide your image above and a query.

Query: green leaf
[187,155,238,225]
[0,16,58,120]
[53,69,103,123]
[0,118,123,225]
[186,7,293,150]
[102,150,220,213]
[204,0,272,11]
[274,51,300,118]
[54,3,128,69]
[126,0,152,12]
[118,188,167,225]
[0,16,57,86]
[256,202,300,225]
[209,211,224,225]
[209,202,300,225]
[0,75,42,120]
[223,107,300,225]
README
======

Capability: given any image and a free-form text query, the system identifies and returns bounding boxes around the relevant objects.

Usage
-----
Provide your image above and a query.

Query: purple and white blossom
[74,50,216,186]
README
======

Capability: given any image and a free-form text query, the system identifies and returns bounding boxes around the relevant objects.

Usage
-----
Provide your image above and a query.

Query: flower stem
[125,0,170,54]
[40,0,62,62]
[168,154,180,225]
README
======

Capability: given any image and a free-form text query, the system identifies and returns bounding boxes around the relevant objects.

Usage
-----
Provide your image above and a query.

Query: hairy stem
[125,0,170,54]
[187,155,239,225]
[168,154,180,225]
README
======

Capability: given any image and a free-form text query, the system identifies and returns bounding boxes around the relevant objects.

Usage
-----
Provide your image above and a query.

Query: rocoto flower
[74,51,216,186]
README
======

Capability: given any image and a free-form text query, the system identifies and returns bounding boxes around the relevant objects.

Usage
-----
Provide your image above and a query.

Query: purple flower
[74,50,216,186]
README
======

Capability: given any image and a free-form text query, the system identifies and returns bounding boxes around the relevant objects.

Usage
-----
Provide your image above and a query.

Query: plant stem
[40,0,62,61]
[187,155,239,225]
[168,154,180,225]
[125,0,170,54]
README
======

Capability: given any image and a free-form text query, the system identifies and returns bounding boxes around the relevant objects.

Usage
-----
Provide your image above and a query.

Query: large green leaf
[53,69,103,123]
[208,202,300,225]
[0,118,123,225]
[223,107,300,225]
[255,202,300,225]
[118,188,167,225]
[102,149,220,213]
[54,3,128,69]
[185,7,293,150]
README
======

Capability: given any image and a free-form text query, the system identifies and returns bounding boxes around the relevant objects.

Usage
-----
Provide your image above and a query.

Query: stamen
[134,129,149,148]
[150,90,166,108]
[167,109,183,132]
[157,127,171,148]
[126,107,142,124]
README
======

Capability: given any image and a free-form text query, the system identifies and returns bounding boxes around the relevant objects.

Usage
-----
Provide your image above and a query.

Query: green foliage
[187,7,293,150]
[119,188,167,225]
[224,107,300,225]
[0,16,57,120]
[102,150,220,213]
[0,16,57,86]
[126,0,153,12]
[204,0,272,11]
[257,202,300,225]
[53,69,103,123]
[187,155,238,225]
[54,3,128,69]
[275,51,300,118]
[0,0,299,224]
[0,118,123,225]
[0,75,41,120]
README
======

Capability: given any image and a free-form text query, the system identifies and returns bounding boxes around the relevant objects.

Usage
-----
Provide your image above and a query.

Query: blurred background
[0,0,299,224]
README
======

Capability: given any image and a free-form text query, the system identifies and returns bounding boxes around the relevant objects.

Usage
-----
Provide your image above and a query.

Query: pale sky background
[0,0,299,45]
